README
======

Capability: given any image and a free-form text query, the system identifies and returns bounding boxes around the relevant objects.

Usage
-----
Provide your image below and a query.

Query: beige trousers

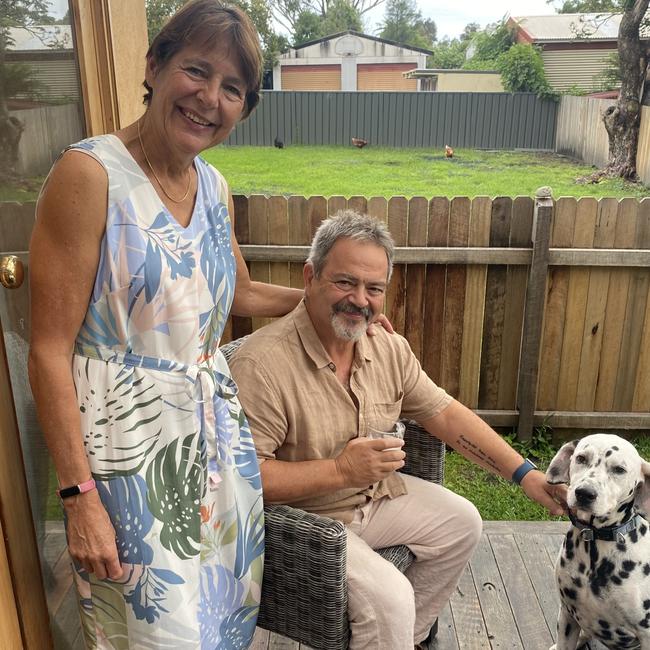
[346,474,482,650]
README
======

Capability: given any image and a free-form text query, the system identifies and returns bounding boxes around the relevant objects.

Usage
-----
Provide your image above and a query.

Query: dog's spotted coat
[546,434,650,650]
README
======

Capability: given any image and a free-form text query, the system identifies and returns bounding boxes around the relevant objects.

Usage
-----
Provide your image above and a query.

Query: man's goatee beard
[330,302,372,341]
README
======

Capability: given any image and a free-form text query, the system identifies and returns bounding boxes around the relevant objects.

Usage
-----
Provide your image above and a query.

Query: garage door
[281,64,341,90]
[357,63,417,91]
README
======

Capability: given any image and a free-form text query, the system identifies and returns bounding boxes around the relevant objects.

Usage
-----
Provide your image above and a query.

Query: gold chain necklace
[137,118,191,203]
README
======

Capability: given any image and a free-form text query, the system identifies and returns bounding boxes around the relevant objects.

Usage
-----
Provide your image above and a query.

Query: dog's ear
[634,459,650,517]
[546,439,578,484]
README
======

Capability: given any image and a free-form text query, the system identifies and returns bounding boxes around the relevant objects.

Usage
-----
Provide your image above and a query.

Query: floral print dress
[65,135,263,649]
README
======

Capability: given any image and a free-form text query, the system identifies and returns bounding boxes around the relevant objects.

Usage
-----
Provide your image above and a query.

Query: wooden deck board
[513,532,560,641]
[489,534,554,650]
[449,562,491,648]
[431,604,459,649]
[45,521,613,649]
[51,582,83,650]
[469,535,523,648]
[250,628,271,649]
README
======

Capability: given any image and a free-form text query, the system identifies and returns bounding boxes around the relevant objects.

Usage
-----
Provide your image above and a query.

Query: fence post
[516,187,554,441]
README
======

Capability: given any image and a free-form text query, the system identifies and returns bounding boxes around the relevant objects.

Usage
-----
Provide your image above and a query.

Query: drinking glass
[367,421,405,450]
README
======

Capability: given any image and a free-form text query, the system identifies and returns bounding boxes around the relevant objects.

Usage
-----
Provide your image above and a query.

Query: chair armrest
[219,335,250,363]
[258,504,350,649]
[400,419,445,485]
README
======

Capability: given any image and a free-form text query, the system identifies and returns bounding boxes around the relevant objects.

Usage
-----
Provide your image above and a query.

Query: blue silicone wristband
[511,459,537,485]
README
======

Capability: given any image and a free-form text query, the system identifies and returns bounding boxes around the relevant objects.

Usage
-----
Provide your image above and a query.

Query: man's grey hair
[307,210,394,281]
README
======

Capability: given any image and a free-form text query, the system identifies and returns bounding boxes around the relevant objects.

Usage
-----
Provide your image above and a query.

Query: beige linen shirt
[229,301,452,523]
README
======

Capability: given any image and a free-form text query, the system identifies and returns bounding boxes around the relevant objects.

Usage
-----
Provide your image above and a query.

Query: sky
[366,0,558,40]
[46,0,559,41]
[47,0,68,19]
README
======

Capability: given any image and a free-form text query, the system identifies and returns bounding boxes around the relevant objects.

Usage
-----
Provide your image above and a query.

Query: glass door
[1,1,86,646]
[0,227,84,650]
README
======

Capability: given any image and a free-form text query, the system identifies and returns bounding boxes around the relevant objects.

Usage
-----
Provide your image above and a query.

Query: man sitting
[230,210,565,650]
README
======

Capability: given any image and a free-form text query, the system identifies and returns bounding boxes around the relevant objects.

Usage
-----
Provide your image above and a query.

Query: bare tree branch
[271,0,385,31]
[350,0,386,13]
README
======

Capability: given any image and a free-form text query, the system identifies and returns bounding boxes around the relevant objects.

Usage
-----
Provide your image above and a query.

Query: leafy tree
[420,19,437,44]
[233,0,291,73]
[460,23,480,41]
[428,23,479,69]
[593,50,621,90]
[0,0,51,181]
[378,0,436,50]
[465,19,514,68]
[496,43,555,98]
[145,0,287,84]
[293,10,322,45]
[0,62,42,99]
[271,0,384,34]
[563,83,590,94]
[428,37,467,68]
[145,0,184,44]
[291,0,362,46]
[548,0,619,11]
[320,0,362,34]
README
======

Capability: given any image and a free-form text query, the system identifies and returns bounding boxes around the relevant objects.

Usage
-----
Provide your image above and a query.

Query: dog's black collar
[569,511,641,543]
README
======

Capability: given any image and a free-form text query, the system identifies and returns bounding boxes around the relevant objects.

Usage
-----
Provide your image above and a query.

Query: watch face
[59,485,81,499]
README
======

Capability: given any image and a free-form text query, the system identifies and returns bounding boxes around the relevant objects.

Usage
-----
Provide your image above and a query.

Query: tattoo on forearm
[457,435,501,472]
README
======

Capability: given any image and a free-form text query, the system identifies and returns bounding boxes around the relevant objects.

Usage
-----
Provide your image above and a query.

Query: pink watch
[57,478,96,500]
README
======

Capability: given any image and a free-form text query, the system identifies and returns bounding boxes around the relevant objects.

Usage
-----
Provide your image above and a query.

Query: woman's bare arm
[29,150,122,579]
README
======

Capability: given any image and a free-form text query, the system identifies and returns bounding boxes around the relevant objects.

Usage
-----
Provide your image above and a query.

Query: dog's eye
[612,465,627,475]
[575,454,587,464]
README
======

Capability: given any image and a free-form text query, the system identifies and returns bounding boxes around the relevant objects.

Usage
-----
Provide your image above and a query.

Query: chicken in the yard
[352,137,368,148]
[274,136,284,149]
[445,145,454,158]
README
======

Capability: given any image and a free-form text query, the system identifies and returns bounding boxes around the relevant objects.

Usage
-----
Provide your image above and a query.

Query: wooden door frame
[0,331,48,648]
[0,2,147,647]
[71,0,148,136]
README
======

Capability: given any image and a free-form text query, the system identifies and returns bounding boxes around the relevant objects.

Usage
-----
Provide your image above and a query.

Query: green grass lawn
[202,145,649,199]
[5,147,648,202]
[46,434,650,522]
[445,434,650,521]
[0,177,44,202]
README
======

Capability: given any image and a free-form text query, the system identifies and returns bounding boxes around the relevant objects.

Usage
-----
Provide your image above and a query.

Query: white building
[273,31,432,91]
[404,69,504,92]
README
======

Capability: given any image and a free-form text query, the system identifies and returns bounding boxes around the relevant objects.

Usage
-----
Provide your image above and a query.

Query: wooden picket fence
[1,197,649,439]
[225,193,650,439]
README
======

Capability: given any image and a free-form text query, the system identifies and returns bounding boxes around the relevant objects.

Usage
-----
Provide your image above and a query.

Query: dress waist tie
[74,342,238,489]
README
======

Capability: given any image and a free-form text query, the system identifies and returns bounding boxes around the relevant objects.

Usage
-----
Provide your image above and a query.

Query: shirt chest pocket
[368,396,403,433]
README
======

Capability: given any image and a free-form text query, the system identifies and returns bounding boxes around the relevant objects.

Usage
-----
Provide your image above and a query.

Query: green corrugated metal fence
[225,91,558,150]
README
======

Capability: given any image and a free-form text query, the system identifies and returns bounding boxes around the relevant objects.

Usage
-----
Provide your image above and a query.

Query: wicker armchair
[220,337,446,650]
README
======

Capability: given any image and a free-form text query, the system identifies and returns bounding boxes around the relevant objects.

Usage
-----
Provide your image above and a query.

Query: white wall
[274,33,427,90]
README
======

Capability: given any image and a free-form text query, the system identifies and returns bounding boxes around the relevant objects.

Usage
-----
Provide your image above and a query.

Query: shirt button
[328,362,336,371]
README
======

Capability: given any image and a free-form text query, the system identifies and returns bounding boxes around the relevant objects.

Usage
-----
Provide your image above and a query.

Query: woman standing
[28,2,302,647]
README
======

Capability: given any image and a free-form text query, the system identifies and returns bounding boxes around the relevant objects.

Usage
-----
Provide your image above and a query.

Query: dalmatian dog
[546,434,650,650]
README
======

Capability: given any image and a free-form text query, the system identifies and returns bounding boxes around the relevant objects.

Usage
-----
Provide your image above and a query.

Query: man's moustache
[333,302,372,320]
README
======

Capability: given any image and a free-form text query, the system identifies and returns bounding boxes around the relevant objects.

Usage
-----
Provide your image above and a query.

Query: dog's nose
[575,486,597,506]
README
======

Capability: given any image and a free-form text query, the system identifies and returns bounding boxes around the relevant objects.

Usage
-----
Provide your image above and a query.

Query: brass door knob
[0,256,24,289]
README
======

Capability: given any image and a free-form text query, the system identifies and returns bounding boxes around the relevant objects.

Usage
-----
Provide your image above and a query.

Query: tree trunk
[0,113,25,181]
[601,0,649,181]
[0,29,25,182]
